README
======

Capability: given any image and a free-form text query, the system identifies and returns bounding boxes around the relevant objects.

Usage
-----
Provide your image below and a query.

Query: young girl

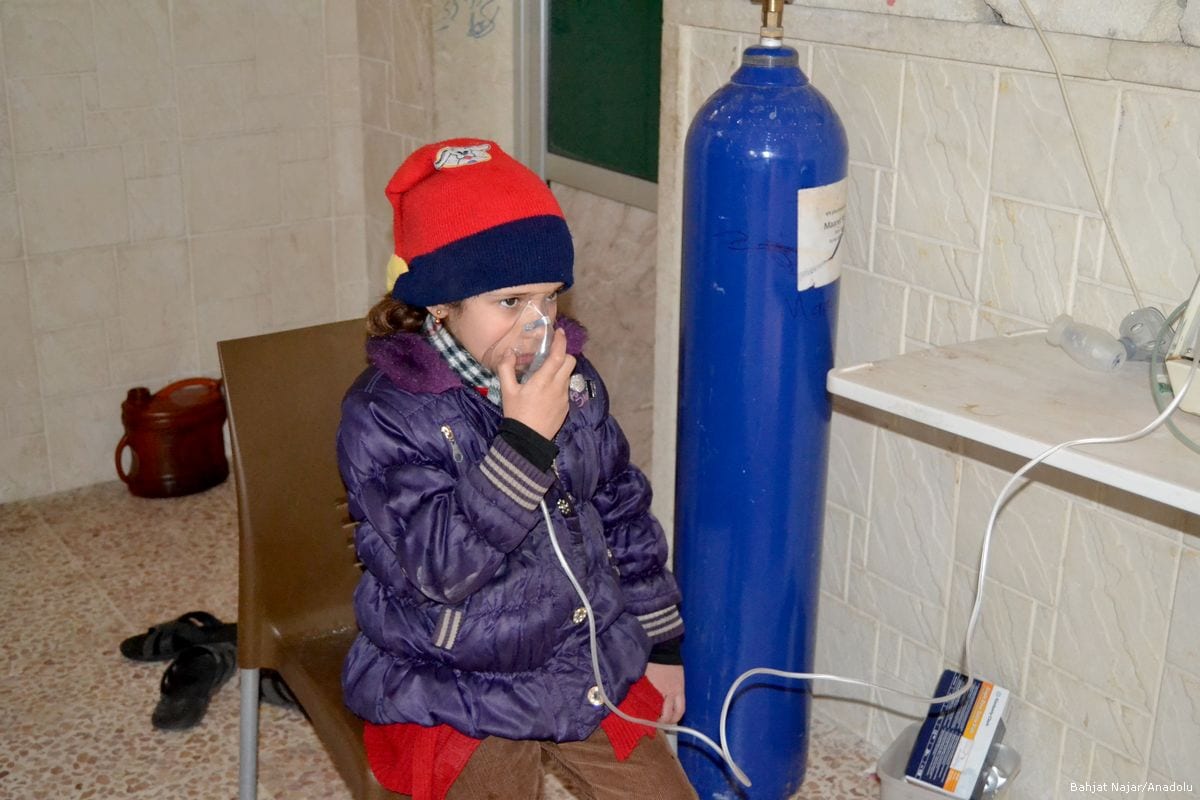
[336,138,697,800]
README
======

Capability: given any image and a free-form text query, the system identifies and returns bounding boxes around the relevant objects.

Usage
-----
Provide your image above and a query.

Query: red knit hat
[385,138,574,306]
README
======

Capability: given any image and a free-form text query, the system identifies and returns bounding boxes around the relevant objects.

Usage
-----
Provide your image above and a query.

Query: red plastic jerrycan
[115,378,229,498]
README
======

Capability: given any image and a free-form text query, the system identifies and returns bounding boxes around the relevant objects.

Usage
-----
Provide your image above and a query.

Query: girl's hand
[496,328,575,441]
[644,663,685,724]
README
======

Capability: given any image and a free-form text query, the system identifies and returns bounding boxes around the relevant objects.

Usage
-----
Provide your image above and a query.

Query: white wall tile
[827,410,875,517]
[115,240,191,347]
[874,228,979,300]
[928,296,975,346]
[980,198,1078,322]
[327,56,363,126]
[1053,505,1179,711]
[821,504,853,601]
[266,220,335,329]
[280,159,332,222]
[866,428,959,606]
[0,261,39,408]
[1166,547,1200,671]
[905,288,931,341]
[1025,656,1152,763]
[360,57,389,130]
[334,216,368,287]
[834,268,906,367]
[178,64,245,139]
[335,279,369,321]
[894,59,994,247]
[357,0,391,63]
[1108,89,1200,301]
[325,0,358,56]
[10,76,85,153]
[36,324,111,397]
[5,403,43,437]
[812,592,877,740]
[127,175,184,241]
[279,127,328,163]
[109,337,197,388]
[253,0,325,97]
[812,47,903,168]
[844,163,874,270]
[1149,666,1200,787]
[92,0,173,109]
[190,229,268,304]
[143,140,179,177]
[0,193,22,261]
[43,387,126,491]
[391,0,432,108]
[1,0,95,78]
[182,133,281,233]
[17,148,129,255]
[28,247,118,333]
[332,124,366,216]
[848,565,944,649]
[84,107,176,146]
[172,0,253,65]
[432,0,514,147]
[992,72,1118,213]
[988,0,1185,44]
[243,92,329,131]
[0,433,51,503]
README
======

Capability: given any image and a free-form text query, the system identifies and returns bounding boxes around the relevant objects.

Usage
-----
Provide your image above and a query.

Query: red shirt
[363,677,665,800]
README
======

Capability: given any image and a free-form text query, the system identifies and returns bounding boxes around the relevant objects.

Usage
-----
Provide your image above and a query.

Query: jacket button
[572,606,588,624]
[556,497,574,516]
[586,685,603,706]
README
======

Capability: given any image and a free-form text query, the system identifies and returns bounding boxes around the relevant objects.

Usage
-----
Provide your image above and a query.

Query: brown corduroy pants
[443,727,699,800]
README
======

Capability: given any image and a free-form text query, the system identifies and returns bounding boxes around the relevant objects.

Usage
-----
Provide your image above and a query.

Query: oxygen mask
[486,298,553,383]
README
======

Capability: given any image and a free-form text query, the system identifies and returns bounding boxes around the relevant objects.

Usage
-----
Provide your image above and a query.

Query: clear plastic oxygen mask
[489,298,553,383]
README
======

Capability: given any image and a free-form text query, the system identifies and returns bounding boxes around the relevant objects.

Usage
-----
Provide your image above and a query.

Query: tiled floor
[0,480,880,799]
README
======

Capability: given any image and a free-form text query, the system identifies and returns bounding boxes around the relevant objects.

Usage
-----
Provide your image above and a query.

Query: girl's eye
[546,290,558,302]
[498,297,519,309]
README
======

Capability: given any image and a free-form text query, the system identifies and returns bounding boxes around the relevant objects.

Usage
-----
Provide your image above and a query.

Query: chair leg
[239,668,260,800]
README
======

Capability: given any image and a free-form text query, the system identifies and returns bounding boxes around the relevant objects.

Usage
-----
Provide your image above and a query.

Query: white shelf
[826,332,1200,515]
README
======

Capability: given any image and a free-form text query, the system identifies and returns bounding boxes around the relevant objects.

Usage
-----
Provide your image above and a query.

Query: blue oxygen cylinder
[674,43,848,799]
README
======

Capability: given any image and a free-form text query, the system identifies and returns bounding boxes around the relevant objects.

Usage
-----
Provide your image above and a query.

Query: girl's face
[434,282,562,374]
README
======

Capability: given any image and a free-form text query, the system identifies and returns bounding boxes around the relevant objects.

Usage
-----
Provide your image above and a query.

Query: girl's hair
[366,294,462,337]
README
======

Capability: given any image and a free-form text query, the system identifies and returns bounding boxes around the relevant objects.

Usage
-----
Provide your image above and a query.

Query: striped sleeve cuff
[477,437,555,512]
[637,605,684,644]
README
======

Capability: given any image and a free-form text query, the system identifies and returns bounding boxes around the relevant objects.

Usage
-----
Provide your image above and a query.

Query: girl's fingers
[496,349,518,392]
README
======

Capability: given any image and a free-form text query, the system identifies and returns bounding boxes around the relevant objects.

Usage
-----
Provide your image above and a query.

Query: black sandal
[151,642,238,730]
[120,611,237,662]
[260,669,301,711]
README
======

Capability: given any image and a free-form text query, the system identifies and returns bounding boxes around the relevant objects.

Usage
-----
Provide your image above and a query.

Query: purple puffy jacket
[336,318,684,742]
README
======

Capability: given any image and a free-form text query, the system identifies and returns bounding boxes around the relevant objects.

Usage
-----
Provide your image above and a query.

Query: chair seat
[276,630,404,800]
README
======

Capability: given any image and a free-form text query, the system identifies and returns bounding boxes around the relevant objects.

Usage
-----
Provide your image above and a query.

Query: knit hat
[385,138,574,306]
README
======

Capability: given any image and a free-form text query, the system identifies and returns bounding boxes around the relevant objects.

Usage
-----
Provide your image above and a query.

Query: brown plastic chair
[219,319,404,800]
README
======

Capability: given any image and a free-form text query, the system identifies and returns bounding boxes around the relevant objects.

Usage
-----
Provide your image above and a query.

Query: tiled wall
[653,3,1200,797]
[0,0,374,501]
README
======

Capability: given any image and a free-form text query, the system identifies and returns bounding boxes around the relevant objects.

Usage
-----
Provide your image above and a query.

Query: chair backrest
[219,319,368,667]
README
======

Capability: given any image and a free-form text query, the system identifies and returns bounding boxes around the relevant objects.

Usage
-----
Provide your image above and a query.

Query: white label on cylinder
[796,178,847,291]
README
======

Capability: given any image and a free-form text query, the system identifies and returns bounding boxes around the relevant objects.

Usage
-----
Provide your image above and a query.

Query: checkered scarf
[424,315,502,405]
